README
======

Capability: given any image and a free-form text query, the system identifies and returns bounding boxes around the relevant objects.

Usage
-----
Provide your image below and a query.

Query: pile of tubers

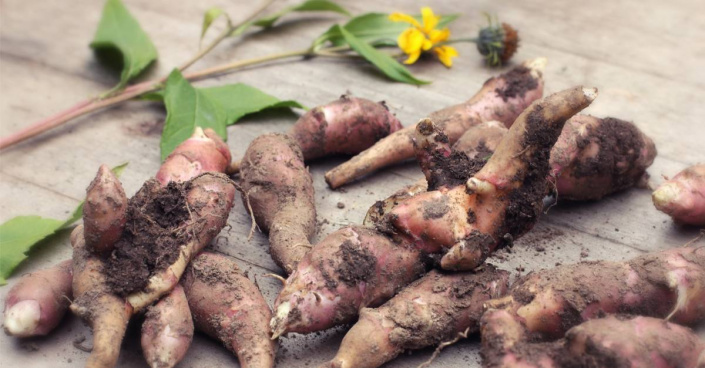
[4,58,704,368]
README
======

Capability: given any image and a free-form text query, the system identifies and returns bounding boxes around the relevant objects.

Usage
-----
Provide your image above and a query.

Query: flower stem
[0,47,338,150]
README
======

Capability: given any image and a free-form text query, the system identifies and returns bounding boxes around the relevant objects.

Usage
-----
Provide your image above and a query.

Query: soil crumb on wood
[106,179,192,296]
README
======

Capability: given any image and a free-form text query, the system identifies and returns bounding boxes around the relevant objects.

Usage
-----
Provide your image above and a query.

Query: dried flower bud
[477,22,519,66]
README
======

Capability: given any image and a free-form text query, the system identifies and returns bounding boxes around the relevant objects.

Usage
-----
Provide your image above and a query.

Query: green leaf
[231,0,349,36]
[201,7,230,41]
[336,25,429,85]
[202,84,305,124]
[254,0,350,28]
[90,0,158,89]
[160,70,228,160]
[314,12,460,49]
[0,217,65,285]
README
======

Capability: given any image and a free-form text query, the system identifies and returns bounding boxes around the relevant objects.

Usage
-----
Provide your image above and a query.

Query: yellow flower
[389,7,459,67]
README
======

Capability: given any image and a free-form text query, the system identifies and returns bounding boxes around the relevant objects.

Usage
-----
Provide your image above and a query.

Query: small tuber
[141,285,193,368]
[653,163,705,225]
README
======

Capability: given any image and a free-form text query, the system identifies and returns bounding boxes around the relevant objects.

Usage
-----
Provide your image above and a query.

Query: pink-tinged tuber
[156,127,231,186]
[84,165,128,254]
[324,58,547,189]
[653,164,705,225]
[481,246,705,345]
[182,252,275,368]
[386,86,597,270]
[322,266,509,368]
[550,115,656,200]
[240,133,316,274]
[481,313,705,368]
[289,95,403,160]
[270,226,425,338]
[3,260,73,337]
[141,285,193,368]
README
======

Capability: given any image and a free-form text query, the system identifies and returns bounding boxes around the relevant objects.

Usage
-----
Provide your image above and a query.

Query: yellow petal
[434,45,459,68]
[404,50,422,65]
[428,28,450,43]
[398,28,427,54]
[421,7,439,33]
[389,12,421,28]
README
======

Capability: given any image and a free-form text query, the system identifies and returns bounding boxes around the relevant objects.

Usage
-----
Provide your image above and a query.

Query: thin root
[244,190,260,241]
[263,273,287,285]
[417,327,471,368]
[683,230,705,248]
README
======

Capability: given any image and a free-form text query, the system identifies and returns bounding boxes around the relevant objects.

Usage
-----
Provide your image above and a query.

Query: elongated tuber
[270,226,425,338]
[323,266,509,368]
[481,313,705,368]
[387,86,597,270]
[141,285,193,368]
[182,252,275,368]
[240,133,316,274]
[653,164,705,225]
[324,58,546,189]
[482,246,705,345]
[84,165,128,254]
[550,115,656,200]
[3,260,73,337]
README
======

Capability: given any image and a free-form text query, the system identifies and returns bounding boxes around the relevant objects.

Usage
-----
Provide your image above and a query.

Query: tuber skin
[156,127,231,186]
[3,260,73,337]
[324,57,547,189]
[240,133,316,274]
[322,266,509,368]
[481,246,705,346]
[84,165,128,254]
[270,225,425,338]
[182,252,275,368]
[550,115,657,201]
[386,86,598,270]
[70,128,235,368]
[289,95,403,160]
[481,313,705,368]
[653,164,705,225]
[141,285,193,368]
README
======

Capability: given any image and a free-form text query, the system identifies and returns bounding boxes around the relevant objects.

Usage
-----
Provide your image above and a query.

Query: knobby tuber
[70,127,236,367]
[270,226,425,338]
[481,314,705,368]
[84,165,128,254]
[386,86,597,270]
[322,266,509,368]
[182,252,275,368]
[141,285,193,368]
[3,260,73,337]
[481,246,705,345]
[229,96,402,173]
[324,57,547,189]
[240,133,316,274]
[550,115,656,200]
[653,164,705,225]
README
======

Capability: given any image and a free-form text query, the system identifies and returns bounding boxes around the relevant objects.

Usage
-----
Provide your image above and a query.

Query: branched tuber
[240,133,316,274]
[324,58,547,189]
[653,164,705,225]
[182,252,275,368]
[386,86,597,270]
[3,260,73,337]
[322,266,509,368]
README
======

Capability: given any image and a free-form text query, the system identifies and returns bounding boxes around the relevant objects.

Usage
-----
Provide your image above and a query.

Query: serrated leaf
[336,25,429,85]
[201,7,229,41]
[0,163,129,285]
[160,70,228,160]
[202,84,305,124]
[90,0,158,89]
[231,0,349,37]
[0,217,65,285]
[314,12,460,49]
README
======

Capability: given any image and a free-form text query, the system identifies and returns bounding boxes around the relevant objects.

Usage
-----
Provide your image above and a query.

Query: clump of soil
[495,66,538,102]
[106,179,192,295]
[335,240,377,286]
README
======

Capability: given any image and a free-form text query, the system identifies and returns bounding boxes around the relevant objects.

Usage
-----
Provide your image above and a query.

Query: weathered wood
[1,0,704,367]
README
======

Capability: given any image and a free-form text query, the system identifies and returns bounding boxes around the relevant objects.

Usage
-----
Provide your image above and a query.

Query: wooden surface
[1,0,704,367]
